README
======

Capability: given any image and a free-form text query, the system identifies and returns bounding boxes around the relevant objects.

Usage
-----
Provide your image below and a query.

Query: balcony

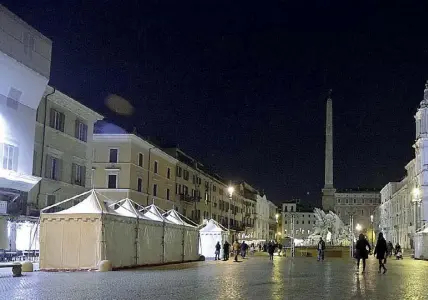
[179,194,201,203]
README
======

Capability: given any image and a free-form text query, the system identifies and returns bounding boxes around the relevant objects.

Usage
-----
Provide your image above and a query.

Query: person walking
[267,242,275,261]
[223,241,230,261]
[240,241,247,258]
[233,240,240,262]
[374,233,388,274]
[355,233,371,273]
[317,237,326,261]
[215,241,221,261]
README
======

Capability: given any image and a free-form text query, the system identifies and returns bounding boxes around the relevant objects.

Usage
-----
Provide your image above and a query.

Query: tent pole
[135,217,139,266]
[182,224,185,262]
[161,221,165,264]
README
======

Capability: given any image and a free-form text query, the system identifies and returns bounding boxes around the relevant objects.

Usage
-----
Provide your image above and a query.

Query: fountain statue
[307,208,351,246]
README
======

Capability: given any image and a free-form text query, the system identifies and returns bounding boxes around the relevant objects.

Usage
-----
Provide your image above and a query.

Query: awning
[0,169,41,192]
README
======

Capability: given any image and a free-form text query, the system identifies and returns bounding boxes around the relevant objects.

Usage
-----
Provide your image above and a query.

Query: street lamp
[227,186,234,232]
[275,213,279,223]
[356,223,362,232]
[370,215,374,248]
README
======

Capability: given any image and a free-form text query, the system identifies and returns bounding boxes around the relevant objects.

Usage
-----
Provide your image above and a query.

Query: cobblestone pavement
[1,256,428,300]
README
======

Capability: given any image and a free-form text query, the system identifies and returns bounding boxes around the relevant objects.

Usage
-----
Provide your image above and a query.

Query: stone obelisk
[322,90,336,211]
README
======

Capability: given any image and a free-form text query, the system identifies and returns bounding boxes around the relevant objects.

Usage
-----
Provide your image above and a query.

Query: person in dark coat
[355,233,371,273]
[317,237,326,261]
[267,242,275,260]
[215,241,221,261]
[374,233,388,274]
[223,241,230,261]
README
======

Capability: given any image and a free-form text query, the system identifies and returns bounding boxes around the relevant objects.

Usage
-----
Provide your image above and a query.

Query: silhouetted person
[215,241,221,260]
[374,233,388,274]
[223,241,230,261]
[268,242,275,260]
[355,233,371,273]
[317,237,326,261]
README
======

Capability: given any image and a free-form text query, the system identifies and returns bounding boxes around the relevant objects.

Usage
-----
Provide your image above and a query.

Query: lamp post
[227,186,234,232]
[370,214,374,248]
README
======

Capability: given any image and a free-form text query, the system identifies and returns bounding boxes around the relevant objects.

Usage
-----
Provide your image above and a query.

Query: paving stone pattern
[0,256,427,300]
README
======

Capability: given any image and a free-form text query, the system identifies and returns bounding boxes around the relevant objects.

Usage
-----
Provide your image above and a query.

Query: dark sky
[6,1,428,205]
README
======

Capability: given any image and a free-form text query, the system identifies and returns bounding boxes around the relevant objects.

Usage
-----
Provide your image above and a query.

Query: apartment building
[282,201,316,241]
[0,4,52,248]
[29,87,103,214]
[334,189,380,233]
[164,147,245,229]
[92,131,177,210]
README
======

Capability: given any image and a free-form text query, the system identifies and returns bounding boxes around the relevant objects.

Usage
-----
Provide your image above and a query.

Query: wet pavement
[1,256,428,300]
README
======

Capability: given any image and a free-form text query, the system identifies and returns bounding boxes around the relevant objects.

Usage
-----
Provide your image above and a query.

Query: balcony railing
[179,194,201,203]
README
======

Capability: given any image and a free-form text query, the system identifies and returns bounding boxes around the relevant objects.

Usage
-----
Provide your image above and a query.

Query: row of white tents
[39,190,232,270]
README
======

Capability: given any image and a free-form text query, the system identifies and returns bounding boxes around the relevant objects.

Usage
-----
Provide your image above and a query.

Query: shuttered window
[75,120,88,142]
[49,108,65,132]
[72,163,86,186]
[45,155,62,181]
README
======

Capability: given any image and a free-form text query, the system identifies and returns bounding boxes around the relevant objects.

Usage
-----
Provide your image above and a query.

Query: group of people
[214,240,280,262]
[354,232,402,274]
[215,240,256,262]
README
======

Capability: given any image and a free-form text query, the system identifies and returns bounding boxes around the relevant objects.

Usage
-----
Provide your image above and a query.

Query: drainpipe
[36,88,56,210]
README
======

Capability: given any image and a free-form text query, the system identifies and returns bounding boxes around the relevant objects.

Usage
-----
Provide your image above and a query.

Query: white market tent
[39,190,200,271]
[414,227,428,259]
[164,209,196,227]
[199,219,229,259]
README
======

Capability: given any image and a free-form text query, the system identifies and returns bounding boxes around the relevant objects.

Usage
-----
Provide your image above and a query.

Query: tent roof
[141,204,170,222]
[199,219,227,233]
[53,190,118,215]
[114,198,149,219]
[164,209,195,227]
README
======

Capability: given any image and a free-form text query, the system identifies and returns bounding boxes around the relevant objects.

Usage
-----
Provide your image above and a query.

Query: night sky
[6,1,428,205]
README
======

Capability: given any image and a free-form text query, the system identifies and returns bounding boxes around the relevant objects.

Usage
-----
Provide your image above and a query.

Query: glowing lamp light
[227,186,234,197]
[356,224,362,232]
[370,215,374,222]
[413,187,420,199]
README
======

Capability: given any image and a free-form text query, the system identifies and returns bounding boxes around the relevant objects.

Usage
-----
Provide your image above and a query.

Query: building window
[302,221,305,224]
[107,174,117,188]
[45,155,61,181]
[137,178,143,192]
[192,175,196,184]
[72,163,86,186]
[138,153,143,167]
[284,206,288,212]
[183,169,189,180]
[337,199,341,204]
[2,144,17,171]
[285,220,287,224]
[213,185,217,192]
[166,188,170,200]
[176,166,182,177]
[75,120,88,142]
[296,220,299,224]
[361,210,364,216]
[49,109,65,132]
[154,161,158,174]
[308,220,311,224]
[167,167,171,179]
[109,149,118,163]
[291,207,294,212]
[46,194,56,207]
[353,199,356,204]
[153,184,158,197]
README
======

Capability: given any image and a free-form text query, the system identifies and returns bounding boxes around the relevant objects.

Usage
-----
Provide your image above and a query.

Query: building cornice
[93,134,178,164]
[45,86,103,121]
